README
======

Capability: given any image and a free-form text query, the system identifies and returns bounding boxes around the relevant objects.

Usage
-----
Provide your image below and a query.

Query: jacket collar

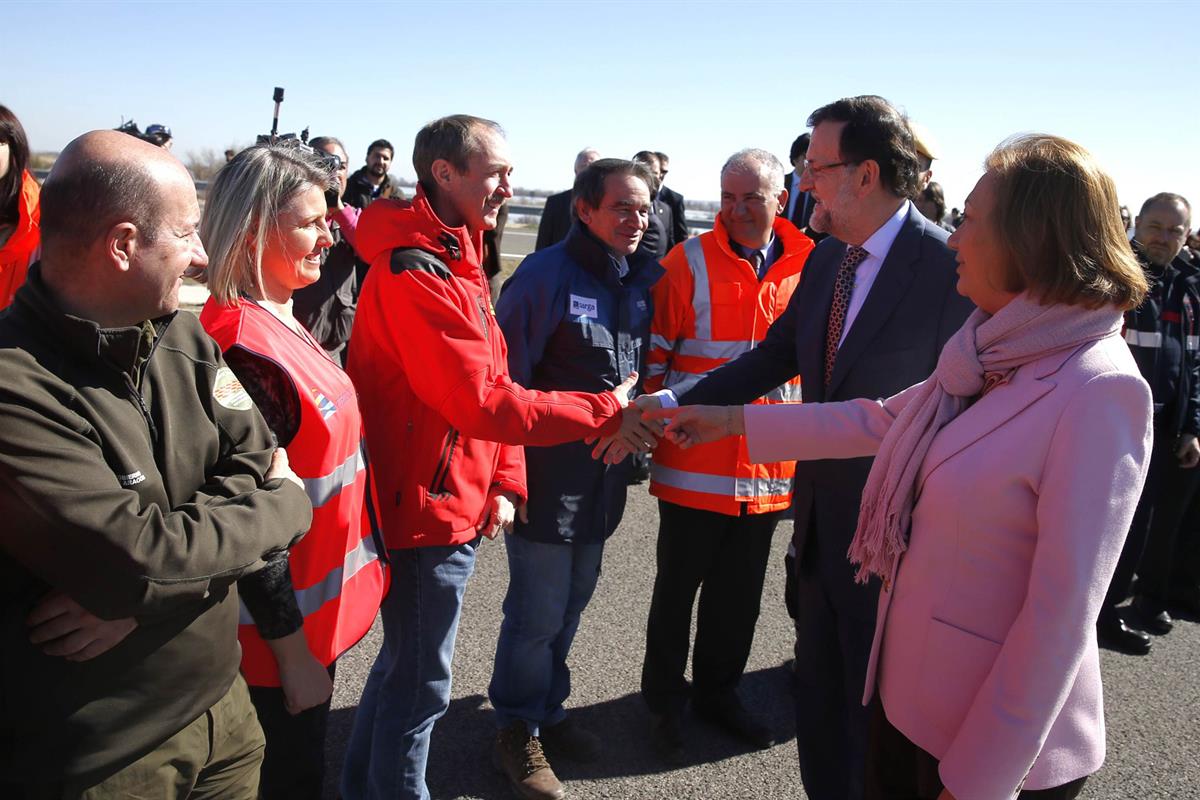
[563,221,665,290]
[15,263,173,380]
[710,211,812,278]
[354,186,484,281]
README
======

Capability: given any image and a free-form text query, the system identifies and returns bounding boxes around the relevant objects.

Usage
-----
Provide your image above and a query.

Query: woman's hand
[267,630,334,715]
[478,489,519,539]
[27,590,138,661]
[645,404,746,449]
[608,371,639,408]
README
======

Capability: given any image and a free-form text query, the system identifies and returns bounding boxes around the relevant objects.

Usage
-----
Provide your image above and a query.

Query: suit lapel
[827,210,923,396]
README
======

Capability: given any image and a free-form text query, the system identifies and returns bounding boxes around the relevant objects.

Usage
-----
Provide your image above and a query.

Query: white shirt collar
[860,200,910,261]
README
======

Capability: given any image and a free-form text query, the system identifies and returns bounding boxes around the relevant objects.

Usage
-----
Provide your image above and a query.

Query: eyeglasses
[802,159,857,176]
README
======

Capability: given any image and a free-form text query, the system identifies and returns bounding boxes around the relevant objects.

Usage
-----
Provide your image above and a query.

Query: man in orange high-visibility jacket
[640,148,813,757]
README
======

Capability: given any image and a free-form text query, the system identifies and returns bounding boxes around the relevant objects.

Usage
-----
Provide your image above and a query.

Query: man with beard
[656,96,972,799]
[344,138,402,209]
[1099,192,1200,654]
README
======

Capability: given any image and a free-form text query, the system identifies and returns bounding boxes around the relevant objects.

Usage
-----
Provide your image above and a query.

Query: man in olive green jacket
[0,131,313,798]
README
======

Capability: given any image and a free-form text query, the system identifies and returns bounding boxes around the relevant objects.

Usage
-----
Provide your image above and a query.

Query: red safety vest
[0,171,41,310]
[201,298,388,687]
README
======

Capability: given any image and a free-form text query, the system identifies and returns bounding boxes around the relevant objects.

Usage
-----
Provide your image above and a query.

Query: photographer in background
[292,135,368,364]
[344,138,402,209]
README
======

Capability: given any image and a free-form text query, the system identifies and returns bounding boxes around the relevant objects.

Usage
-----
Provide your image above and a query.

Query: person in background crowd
[344,138,400,209]
[225,148,237,163]
[915,182,954,231]
[536,148,600,251]
[489,158,663,799]
[784,133,817,235]
[0,130,312,798]
[144,123,173,150]
[0,103,39,309]
[654,151,690,247]
[633,148,814,759]
[340,114,648,800]
[1099,192,1200,655]
[197,142,389,800]
[292,135,368,365]
[650,96,972,800]
[632,150,674,261]
[1120,205,1133,237]
[654,132,1152,800]
[910,122,937,192]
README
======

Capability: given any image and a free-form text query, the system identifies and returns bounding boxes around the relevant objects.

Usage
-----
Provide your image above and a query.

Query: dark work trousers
[864,698,1088,799]
[1102,424,1175,616]
[247,662,337,800]
[1173,490,1200,599]
[792,514,880,800]
[641,499,780,715]
[1138,443,1200,605]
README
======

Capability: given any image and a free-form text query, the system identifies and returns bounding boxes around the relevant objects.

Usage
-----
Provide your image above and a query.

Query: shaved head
[41,130,191,261]
[38,130,207,327]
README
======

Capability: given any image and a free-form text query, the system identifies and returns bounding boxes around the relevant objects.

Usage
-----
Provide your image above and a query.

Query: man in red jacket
[341,115,652,800]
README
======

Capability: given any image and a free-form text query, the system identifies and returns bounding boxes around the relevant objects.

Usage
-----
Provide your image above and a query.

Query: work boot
[540,717,601,762]
[493,722,565,800]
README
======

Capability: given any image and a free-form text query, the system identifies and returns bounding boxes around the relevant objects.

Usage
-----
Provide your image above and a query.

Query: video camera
[257,87,342,209]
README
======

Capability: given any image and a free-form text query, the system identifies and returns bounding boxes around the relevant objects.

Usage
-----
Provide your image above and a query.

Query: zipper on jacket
[123,375,159,442]
[476,297,490,342]
[429,427,459,498]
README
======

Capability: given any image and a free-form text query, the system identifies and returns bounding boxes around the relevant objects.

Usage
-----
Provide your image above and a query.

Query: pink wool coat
[745,332,1151,800]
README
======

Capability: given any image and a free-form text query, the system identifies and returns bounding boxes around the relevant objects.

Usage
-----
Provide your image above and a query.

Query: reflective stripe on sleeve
[683,238,712,339]
[651,463,792,500]
[1125,330,1163,348]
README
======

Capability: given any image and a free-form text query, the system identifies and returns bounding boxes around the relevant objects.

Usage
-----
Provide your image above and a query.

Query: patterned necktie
[746,249,764,279]
[824,245,869,387]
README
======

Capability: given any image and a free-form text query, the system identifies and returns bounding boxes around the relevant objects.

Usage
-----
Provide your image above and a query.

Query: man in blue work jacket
[489,158,664,800]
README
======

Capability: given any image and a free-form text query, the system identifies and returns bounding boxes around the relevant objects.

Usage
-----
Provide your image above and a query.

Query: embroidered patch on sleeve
[213,367,253,411]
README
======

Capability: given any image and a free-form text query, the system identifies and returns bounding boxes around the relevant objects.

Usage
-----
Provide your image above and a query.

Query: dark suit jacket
[784,170,814,231]
[681,204,973,601]
[659,185,690,249]
[637,194,674,261]
[536,190,574,251]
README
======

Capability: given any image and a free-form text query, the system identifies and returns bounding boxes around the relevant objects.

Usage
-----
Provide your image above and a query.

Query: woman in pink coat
[653,135,1153,800]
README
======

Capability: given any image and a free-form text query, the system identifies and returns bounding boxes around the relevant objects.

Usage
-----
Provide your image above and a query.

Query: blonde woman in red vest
[0,104,40,310]
[197,143,389,800]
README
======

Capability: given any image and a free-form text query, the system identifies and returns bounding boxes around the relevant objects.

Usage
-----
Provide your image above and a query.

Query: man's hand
[27,590,138,661]
[590,404,664,464]
[478,489,519,539]
[645,404,745,450]
[1177,433,1200,468]
[267,630,334,715]
[266,447,305,491]
[608,371,640,408]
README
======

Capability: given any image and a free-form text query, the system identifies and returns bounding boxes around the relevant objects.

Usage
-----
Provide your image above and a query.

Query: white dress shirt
[838,200,910,347]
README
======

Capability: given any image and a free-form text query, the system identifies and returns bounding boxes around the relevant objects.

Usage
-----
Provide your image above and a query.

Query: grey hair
[574,147,601,173]
[720,148,785,196]
[199,142,335,304]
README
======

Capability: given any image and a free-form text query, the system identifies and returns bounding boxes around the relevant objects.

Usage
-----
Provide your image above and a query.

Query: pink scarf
[847,293,1124,583]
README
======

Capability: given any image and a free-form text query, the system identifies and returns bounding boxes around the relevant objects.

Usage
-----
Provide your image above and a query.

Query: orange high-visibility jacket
[201,298,388,687]
[646,215,813,515]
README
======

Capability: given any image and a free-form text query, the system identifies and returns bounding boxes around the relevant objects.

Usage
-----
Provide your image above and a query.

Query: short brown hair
[412,115,504,194]
[984,134,1147,311]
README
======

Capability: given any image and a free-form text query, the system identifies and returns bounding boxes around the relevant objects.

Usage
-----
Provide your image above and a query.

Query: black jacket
[536,189,574,251]
[497,223,664,543]
[343,167,397,210]
[0,265,311,783]
[659,185,690,249]
[1124,245,1200,439]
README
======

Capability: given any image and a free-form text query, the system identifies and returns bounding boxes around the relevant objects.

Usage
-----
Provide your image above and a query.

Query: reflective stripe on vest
[651,463,792,500]
[240,529,382,623]
[304,444,366,509]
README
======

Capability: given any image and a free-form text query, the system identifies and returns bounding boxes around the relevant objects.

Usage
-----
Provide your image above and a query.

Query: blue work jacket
[496,222,665,544]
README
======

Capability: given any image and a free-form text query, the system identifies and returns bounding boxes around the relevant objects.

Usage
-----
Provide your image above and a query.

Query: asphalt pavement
[323,485,1200,800]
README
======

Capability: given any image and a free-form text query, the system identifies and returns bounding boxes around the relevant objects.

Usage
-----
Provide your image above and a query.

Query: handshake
[586,393,669,465]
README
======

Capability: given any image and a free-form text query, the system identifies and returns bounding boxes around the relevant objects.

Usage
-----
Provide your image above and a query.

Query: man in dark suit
[654,151,691,248]
[654,95,973,800]
[535,147,600,251]
[783,133,814,231]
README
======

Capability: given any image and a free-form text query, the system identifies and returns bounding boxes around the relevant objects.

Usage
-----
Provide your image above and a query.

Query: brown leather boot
[492,722,566,800]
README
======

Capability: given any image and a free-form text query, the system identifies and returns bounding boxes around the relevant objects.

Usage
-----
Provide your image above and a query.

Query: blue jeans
[488,533,604,735]
[341,541,478,800]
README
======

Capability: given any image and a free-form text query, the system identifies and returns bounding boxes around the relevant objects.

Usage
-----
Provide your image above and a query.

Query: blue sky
[7,0,1198,212]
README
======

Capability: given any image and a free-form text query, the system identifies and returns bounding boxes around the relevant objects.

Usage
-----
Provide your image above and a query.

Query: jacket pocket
[428,427,460,500]
[916,617,1002,741]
